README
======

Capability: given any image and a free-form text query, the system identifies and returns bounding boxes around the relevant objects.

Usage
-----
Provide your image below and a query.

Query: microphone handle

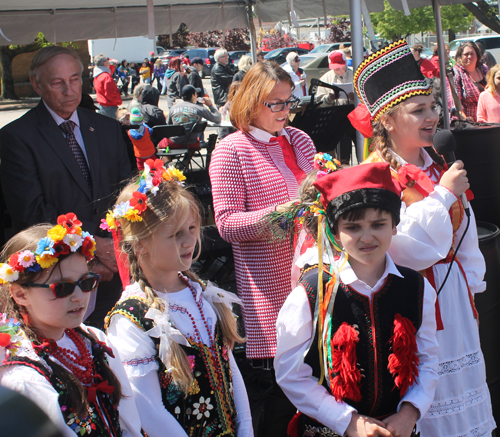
[445,157,471,217]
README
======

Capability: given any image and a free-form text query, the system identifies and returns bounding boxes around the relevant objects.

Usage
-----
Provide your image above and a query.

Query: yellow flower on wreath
[47,225,67,242]
[167,167,186,182]
[105,212,117,230]
[124,209,143,222]
[36,254,58,269]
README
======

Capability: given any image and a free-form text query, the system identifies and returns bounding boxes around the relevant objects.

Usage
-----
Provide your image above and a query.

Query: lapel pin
[89,127,95,132]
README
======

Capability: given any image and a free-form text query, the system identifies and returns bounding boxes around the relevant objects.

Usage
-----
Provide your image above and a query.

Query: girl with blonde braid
[0,213,141,437]
[103,159,253,437]
[349,40,494,437]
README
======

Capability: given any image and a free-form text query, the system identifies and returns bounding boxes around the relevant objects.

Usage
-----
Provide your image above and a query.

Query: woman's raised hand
[439,160,469,198]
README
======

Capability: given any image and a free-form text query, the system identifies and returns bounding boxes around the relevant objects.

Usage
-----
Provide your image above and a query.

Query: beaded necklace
[41,329,94,385]
[176,273,215,349]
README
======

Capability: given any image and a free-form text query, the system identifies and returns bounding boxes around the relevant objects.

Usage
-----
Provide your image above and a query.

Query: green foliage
[370,1,472,41]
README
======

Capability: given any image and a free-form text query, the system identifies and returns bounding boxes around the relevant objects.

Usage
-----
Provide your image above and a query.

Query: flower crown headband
[101,159,186,232]
[0,213,96,284]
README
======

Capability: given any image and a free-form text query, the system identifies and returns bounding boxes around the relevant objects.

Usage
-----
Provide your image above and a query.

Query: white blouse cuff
[433,185,459,210]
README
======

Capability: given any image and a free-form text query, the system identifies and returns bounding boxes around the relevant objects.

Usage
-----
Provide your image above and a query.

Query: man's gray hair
[214,49,228,62]
[94,54,108,67]
[29,46,83,81]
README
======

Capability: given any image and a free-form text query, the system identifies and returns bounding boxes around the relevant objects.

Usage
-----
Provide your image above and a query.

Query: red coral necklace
[42,329,94,385]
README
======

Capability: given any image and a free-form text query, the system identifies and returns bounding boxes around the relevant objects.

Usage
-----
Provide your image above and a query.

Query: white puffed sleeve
[106,314,159,378]
[0,365,75,437]
[390,186,457,271]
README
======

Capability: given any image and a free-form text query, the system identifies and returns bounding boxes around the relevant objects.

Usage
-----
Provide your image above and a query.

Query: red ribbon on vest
[86,375,115,403]
[347,103,373,138]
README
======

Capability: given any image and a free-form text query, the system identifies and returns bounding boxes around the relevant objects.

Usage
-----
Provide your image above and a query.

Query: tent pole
[350,0,364,161]
[433,0,450,130]
[247,3,258,63]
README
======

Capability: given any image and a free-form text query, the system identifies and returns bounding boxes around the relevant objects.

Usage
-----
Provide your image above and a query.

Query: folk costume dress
[0,324,142,437]
[275,250,439,436]
[364,148,495,437]
[105,276,253,437]
[209,126,315,359]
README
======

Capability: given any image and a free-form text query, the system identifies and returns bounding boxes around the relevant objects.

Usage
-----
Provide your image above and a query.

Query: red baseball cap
[329,51,346,70]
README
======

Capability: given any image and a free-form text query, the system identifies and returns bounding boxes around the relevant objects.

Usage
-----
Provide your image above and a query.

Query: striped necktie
[59,120,93,195]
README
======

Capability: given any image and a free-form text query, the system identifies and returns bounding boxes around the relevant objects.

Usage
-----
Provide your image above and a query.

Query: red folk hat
[328,51,346,69]
[313,162,403,225]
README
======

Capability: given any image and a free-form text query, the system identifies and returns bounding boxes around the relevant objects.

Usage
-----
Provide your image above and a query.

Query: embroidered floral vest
[2,329,122,437]
[299,264,424,422]
[106,297,237,437]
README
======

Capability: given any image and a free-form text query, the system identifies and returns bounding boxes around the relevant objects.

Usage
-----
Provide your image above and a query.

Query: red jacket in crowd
[94,71,122,107]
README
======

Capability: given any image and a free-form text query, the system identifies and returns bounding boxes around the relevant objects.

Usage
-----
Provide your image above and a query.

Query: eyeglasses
[263,98,300,112]
[294,57,300,62]
[24,273,100,299]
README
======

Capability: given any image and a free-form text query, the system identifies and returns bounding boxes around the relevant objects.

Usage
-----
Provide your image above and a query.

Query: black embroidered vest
[106,297,237,437]
[2,329,122,437]
[299,264,424,424]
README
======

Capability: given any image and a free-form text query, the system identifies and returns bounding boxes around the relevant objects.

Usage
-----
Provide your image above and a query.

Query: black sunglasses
[24,273,100,299]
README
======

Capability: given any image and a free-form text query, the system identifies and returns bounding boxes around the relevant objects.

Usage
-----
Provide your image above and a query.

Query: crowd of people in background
[1,38,500,437]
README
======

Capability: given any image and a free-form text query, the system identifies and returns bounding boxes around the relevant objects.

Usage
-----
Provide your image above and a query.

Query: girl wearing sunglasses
[0,213,142,437]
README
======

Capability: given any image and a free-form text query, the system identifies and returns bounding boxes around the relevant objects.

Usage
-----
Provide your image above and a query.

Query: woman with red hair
[165,57,187,108]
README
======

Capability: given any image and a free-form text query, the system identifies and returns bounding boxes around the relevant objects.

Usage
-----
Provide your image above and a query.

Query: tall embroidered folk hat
[313,162,403,226]
[348,39,431,137]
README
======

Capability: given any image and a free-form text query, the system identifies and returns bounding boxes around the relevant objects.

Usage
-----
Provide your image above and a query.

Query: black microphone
[433,129,470,216]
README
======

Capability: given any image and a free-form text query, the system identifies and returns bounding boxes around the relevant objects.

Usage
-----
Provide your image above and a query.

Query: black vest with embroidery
[299,264,424,423]
[2,329,122,437]
[106,297,237,437]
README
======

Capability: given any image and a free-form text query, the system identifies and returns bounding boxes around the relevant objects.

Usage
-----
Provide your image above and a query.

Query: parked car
[264,47,310,65]
[181,47,219,78]
[449,35,500,62]
[310,42,369,57]
[281,53,331,88]
[157,49,186,64]
[228,50,250,68]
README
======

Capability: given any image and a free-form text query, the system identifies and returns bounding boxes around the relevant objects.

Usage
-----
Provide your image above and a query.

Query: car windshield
[310,45,331,54]
[448,40,462,52]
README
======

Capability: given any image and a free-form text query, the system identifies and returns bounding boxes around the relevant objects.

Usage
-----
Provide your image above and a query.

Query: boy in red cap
[274,162,439,437]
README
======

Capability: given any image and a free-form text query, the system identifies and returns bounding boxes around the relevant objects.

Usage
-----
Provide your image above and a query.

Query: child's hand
[382,402,419,437]
[439,160,469,197]
[345,413,392,437]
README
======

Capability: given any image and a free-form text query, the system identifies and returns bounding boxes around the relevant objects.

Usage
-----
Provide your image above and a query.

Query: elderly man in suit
[0,46,131,327]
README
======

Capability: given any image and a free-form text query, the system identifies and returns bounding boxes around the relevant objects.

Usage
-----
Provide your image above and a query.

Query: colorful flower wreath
[100,158,186,231]
[0,213,96,284]
[0,314,22,356]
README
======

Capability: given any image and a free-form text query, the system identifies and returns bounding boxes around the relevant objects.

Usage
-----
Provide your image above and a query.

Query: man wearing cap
[316,51,355,106]
[159,85,221,168]
[188,57,205,98]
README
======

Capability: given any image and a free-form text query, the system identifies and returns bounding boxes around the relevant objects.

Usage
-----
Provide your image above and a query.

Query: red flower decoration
[57,213,82,234]
[129,191,148,213]
[81,237,95,260]
[146,158,165,173]
[152,169,164,187]
[0,333,11,347]
[8,253,23,272]
[53,241,70,256]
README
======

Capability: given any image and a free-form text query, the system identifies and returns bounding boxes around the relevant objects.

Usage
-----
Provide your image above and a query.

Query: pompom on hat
[348,40,431,138]
[129,107,144,125]
[313,162,403,226]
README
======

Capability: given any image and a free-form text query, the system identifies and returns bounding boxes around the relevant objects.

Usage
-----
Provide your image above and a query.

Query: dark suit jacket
[0,102,132,235]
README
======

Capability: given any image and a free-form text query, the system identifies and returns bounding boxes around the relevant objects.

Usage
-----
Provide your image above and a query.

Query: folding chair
[152,124,189,165]
[185,121,208,169]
